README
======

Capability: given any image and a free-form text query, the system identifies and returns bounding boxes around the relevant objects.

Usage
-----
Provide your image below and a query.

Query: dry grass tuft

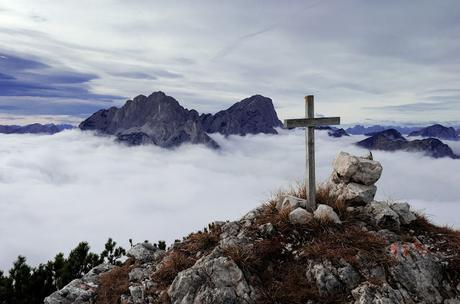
[152,223,223,290]
[301,225,393,268]
[153,251,195,288]
[96,258,135,304]
[316,185,349,219]
[180,223,222,254]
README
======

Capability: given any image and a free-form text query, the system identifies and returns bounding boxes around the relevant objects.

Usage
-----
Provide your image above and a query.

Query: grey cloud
[30,14,47,23]
[366,101,458,112]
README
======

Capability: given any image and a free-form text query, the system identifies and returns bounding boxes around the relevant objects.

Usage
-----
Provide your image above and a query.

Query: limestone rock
[168,256,256,304]
[331,152,383,186]
[306,261,360,296]
[391,202,417,225]
[366,201,400,231]
[328,182,377,205]
[129,285,144,304]
[44,264,115,304]
[127,242,164,263]
[289,208,313,225]
[389,242,444,303]
[277,195,316,212]
[258,222,275,235]
[306,261,343,296]
[313,204,341,224]
[352,282,411,304]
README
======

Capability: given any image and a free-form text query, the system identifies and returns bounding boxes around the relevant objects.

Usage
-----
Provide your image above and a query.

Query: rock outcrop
[44,264,115,304]
[356,129,459,159]
[328,128,350,138]
[79,92,219,149]
[0,123,73,134]
[79,92,283,148]
[409,124,458,141]
[324,151,382,205]
[45,151,460,304]
[199,95,283,135]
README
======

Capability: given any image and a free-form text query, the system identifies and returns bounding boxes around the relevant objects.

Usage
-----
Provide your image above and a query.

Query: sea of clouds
[1,129,459,270]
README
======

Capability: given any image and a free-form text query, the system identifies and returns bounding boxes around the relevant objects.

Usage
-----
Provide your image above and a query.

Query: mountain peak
[409,124,458,140]
[357,128,458,159]
[79,91,283,148]
[201,94,283,136]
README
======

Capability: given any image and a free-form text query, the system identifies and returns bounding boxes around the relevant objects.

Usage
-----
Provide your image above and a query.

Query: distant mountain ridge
[346,125,420,135]
[0,123,73,134]
[408,124,458,141]
[79,91,282,148]
[356,129,459,159]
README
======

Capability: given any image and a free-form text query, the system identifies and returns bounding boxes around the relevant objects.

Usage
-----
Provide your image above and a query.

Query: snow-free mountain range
[1,91,459,158]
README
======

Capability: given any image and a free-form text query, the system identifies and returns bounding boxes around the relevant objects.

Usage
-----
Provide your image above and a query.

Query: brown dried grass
[153,251,195,288]
[152,223,222,290]
[301,225,393,268]
[96,258,135,304]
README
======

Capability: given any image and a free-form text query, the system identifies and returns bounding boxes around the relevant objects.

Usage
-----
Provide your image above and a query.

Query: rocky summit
[409,124,458,141]
[79,92,282,148]
[356,129,459,159]
[199,95,283,136]
[44,152,460,304]
[79,92,219,149]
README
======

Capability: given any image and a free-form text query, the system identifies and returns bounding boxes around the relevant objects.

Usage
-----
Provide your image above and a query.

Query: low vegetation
[97,258,135,304]
[151,223,222,298]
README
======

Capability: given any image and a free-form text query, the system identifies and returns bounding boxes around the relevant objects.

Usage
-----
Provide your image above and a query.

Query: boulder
[289,208,313,225]
[127,242,164,263]
[391,202,417,225]
[313,204,341,224]
[331,152,383,186]
[168,256,256,303]
[306,261,360,296]
[366,201,400,231]
[327,182,377,205]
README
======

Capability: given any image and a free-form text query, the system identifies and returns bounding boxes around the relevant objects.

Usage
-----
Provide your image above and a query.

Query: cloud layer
[0,130,459,270]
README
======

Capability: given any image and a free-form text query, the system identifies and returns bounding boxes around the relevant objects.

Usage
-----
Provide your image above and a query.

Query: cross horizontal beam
[284,117,340,128]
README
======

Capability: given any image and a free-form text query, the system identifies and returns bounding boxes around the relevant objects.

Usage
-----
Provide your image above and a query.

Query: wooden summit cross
[284,95,340,205]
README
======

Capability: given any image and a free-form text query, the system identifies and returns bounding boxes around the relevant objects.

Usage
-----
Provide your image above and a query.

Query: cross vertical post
[306,95,315,206]
[284,95,341,205]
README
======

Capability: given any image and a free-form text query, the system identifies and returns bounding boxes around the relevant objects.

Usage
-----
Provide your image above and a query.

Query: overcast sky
[0,0,459,124]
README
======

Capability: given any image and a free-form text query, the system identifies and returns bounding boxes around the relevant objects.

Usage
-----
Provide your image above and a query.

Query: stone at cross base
[323,151,383,206]
[277,151,383,226]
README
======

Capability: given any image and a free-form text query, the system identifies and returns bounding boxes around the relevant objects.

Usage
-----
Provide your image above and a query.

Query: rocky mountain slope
[45,152,460,304]
[0,123,73,134]
[199,95,283,135]
[408,124,458,141]
[79,92,282,148]
[356,129,459,159]
[346,125,420,135]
